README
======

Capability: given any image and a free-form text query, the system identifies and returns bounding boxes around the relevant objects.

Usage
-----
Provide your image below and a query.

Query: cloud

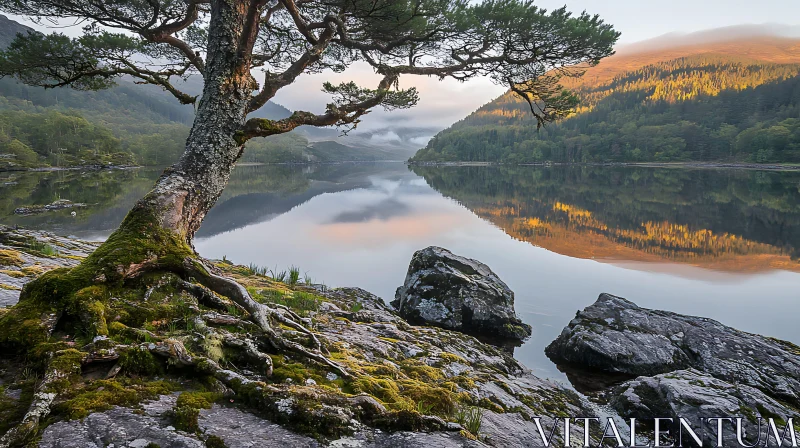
[327,198,411,224]
[370,131,402,143]
[270,61,506,133]
[409,136,433,146]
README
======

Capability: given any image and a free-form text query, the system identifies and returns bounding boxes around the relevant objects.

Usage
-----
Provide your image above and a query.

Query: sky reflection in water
[192,163,800,384]
[3,163,798,384]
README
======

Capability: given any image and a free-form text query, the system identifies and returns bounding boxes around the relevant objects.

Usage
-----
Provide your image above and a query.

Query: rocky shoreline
[546,293,800,446]
[0,164,141,173]
[1,229,798,447]
[0,230,592,447]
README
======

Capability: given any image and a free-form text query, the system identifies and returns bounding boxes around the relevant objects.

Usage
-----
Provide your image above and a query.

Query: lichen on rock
[545,293,800,408]
[392,247,532,344]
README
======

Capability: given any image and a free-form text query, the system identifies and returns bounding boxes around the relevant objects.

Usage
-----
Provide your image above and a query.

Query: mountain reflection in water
[411,165,800,273]
[2,163,798,383]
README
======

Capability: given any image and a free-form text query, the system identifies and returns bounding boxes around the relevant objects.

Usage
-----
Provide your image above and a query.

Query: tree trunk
[129,0,255,245]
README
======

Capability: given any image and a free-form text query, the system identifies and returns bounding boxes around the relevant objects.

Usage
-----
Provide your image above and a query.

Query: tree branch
[248,19,337,112]
[240,73,403,142]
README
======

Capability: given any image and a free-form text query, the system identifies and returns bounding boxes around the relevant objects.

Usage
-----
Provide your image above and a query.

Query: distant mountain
[0,16,409,168]
[0,16,299,169]
[0,15,33,48]
[412,165,800,273]
[413,32,800,164]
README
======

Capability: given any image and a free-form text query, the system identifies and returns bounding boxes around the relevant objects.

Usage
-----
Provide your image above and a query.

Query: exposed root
[221,333,273,376]
[176,279,241,314]
[0,351,82,448]
[148,339,259,388]
[182,259,350,378]
[146,340,459,437]
[201,312,256,329]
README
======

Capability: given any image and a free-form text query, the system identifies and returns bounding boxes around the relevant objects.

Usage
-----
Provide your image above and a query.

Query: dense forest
[0,70,298,168]
[413,38,800,164]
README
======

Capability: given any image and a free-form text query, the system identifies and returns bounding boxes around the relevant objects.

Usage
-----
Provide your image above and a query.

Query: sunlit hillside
[414,34,800,164]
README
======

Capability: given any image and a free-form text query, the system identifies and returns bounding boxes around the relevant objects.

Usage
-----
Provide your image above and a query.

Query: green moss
[478,397,504,414]
[516,388,577,418]
[1,204,197,349]
[0,382,35,436]
[176,391,219,410]
[437,352,467,364]
[173,406,201,432]
[399,359,443,382]
[398,380,459,416]
[48,349,84,372]
[172,391,220,433]
[54,378,177,420]
[350,375,459,416]
[205,435,227,448]
[450,375,477,390]
[119,348,163,375]
[0,249,24,267]
[20,266,44,276]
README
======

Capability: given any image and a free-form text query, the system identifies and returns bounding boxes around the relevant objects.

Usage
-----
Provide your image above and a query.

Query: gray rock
[39,395,203,448]
[0,225,98,306]
[392,247,531,342]
[199,404,322,447]
[609,369,799,447]
[39,395,489,448]
[546,293,800,406]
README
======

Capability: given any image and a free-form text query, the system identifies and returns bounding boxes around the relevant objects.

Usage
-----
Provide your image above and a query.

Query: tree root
[0,351,82,448]
[147,339,458,437]
[221,333,273,376]
[181,259,349,378]
[0,252,351,443]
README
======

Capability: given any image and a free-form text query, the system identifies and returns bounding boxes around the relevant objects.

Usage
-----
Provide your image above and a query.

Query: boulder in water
[392,246,532,343]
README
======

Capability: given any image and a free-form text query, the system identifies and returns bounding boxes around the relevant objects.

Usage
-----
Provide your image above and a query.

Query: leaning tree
[0,0,617,444]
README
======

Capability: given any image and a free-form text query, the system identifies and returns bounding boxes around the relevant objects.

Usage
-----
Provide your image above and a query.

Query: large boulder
[609,369,798,447]
[392,246,531,342]
[545,293,800,407]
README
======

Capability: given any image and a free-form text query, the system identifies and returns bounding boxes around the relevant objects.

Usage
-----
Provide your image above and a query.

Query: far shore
[408,160,800,171]
[6,160,800,173]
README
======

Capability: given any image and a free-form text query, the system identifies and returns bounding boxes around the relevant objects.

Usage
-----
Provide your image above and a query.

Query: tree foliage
[0,0,619,138]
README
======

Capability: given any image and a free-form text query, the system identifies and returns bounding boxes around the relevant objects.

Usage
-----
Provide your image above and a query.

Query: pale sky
[7,1,800,135]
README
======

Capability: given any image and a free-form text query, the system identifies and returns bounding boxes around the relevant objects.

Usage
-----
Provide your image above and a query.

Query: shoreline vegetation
[407,160,800,171]
[4,160,799,173]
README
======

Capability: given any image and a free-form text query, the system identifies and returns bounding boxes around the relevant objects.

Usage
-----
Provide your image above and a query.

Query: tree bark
[133,0,256,244]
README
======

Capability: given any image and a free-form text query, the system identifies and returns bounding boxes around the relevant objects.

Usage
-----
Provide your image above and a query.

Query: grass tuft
[453,404,483,437]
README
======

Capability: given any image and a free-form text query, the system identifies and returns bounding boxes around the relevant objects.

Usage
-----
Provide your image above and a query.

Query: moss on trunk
[0,203,195,352]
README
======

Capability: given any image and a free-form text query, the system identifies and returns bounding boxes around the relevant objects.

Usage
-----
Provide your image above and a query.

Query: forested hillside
[0,15,300,168]
[413,37,800,163]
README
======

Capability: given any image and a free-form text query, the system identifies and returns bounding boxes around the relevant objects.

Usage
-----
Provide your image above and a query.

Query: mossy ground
[0,249,24,267]
[0,223,578,444]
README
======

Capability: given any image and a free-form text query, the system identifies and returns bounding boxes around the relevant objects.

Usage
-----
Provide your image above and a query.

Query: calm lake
[2,163,799,385]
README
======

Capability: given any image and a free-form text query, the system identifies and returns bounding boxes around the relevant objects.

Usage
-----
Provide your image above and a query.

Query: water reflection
[0,168,160,239]
[2,163,799,384]
[412,165,800,273]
